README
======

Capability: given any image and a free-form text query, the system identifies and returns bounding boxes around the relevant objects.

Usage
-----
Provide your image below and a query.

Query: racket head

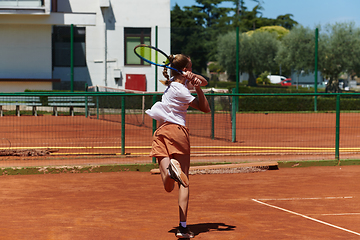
[134,44,170,67]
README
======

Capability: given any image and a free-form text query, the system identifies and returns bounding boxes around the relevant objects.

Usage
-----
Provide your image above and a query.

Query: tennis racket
[133,44,182,74]
[133,44,201,86]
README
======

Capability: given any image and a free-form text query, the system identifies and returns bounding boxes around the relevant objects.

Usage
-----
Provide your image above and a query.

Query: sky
[170,0,360,28]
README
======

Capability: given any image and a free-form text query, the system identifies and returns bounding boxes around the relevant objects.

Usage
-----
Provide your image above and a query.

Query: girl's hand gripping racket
[133,44,200,86]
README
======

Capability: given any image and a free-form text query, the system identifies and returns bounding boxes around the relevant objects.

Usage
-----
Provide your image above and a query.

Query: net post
[121,96,125,155]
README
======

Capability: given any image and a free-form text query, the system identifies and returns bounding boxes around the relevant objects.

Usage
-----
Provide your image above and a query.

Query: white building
[0,0,170,92]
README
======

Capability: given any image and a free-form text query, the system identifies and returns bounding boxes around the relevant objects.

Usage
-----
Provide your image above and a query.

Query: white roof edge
[0,12,96,25]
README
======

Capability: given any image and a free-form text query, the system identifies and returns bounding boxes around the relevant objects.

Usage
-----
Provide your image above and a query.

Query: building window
[0,0,43,7]
[52,26,86,67]
[124,27,151,65]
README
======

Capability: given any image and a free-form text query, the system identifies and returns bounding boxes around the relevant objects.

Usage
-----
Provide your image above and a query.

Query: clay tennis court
[0,112,360,239]
[0,165,359,239]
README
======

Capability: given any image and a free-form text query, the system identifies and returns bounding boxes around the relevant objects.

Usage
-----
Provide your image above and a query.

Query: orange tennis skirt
[149,122,190,158]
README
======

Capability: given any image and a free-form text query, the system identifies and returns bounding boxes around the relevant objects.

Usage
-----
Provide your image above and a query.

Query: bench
[0,96,42,117]
[48,96,95,116]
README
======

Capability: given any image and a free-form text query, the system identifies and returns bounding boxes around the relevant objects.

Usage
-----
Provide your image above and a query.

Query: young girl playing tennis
[146,54,210,238]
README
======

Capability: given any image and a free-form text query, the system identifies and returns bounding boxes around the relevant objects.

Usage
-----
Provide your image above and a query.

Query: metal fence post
[314,28,318,112]
[121,96,125,155]
[96,86,99,119]
[70,24,74,92]
[152,95,157,163]
[210,90,215,140]
[335,94,340,163]
[232,88,237,142]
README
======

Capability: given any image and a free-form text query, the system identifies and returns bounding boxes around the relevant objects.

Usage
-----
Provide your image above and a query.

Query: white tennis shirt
[145,81,195,126]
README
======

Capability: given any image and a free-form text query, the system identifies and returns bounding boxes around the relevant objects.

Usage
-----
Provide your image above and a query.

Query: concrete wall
[0,24,52,79]
[0,81,52,92]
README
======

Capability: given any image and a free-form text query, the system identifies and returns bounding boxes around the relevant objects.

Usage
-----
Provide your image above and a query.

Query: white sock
[180,221,186,228]
[168,169,171,176]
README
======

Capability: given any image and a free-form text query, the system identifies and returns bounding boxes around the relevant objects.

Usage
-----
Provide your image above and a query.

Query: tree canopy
[320,22,360,88]
[171,0,298,73]
[247,26,289,39]
[276,22,360,92]
[276,26,316,76]
[218,30,279,86]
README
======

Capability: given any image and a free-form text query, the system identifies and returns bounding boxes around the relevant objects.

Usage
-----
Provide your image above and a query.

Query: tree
[171,0,298,76]
[274,14,298,30]
[320,22,360,92]
[189,0,229,28]
[228,0,263,17]
[247,26,289,40]
[227,1,297,31]
[217,30,279,86]
[171,4,208,72]
[276,23,360,93]
[171,1,230,72]
[238,4,263,30]
[276,26,316,77]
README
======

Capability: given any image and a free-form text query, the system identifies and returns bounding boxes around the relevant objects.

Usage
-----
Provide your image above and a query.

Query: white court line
[257,196,353,201]
[318,213,360,216]
[252,199,360,236]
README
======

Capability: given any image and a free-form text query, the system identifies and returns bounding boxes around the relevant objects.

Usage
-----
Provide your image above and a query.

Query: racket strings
[134,45,169,66]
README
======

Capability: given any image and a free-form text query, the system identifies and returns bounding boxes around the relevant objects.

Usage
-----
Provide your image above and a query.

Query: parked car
[267,75,287,84]
[280,78,292,86]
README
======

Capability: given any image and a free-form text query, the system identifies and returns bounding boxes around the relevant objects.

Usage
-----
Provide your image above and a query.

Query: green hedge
[238,96,360,112]
[237,86,315,94]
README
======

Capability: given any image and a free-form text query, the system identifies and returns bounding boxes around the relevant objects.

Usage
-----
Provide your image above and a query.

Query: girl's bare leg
[158,157,175,192]
[173,154,190,222]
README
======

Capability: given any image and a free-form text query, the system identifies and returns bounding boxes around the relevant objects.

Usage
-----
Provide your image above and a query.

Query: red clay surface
[0,165,359,239]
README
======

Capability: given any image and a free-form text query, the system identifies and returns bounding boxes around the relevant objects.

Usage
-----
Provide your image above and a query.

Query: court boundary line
[256,196,353,201]
[317,213,360,216]
[252,199,360,236]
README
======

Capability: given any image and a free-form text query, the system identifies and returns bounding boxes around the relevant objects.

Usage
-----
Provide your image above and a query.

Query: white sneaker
[168,159,189,187]
[176,225,194,238]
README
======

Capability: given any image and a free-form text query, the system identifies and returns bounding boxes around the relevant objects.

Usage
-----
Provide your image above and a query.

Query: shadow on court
[168,222,236,237]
